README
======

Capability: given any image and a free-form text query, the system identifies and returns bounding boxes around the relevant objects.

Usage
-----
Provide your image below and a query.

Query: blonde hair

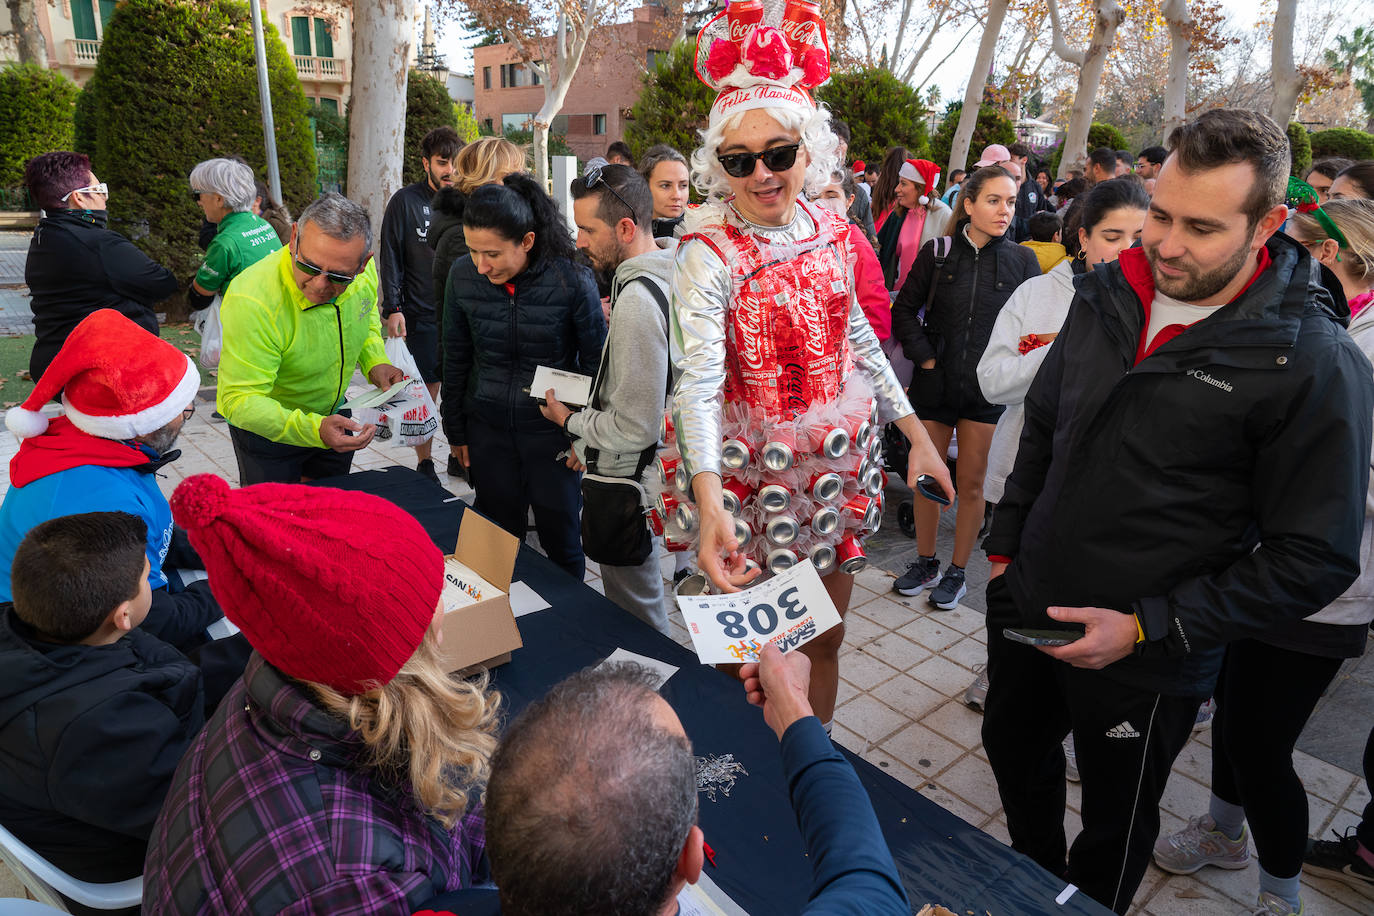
[308,631,501,828]
[1291,198,1374,283]
[455,138,529,195]
[690,103,839,202]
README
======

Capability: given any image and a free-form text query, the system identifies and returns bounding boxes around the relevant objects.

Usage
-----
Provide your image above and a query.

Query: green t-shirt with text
[195,210,283,293]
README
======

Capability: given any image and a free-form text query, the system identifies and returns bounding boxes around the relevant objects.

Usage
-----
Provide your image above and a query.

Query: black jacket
[24,210,177,380]
[441,253,605,445]
[891,227,1041,413]
[428,187,468,308]
[985,237,1374,696]
[1012,179,1052,242]
[379,181,438,319]
[0,605,204,881]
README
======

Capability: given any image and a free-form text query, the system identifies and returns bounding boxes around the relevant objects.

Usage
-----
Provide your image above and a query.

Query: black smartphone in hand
[916,474,951,505]
[1002,627,1085,647]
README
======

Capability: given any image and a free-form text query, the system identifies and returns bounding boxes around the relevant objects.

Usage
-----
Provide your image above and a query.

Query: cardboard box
[437,510,523,673]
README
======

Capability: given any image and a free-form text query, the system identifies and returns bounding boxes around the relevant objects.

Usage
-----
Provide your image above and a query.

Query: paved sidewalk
[0,368,1368,914]
[0,231,33,337]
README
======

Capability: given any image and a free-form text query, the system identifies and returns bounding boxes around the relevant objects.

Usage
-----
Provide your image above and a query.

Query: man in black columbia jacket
[980,109,1374,913]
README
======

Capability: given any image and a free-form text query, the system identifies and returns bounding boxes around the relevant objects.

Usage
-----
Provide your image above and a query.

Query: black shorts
[229,423,354,485]
[404,316,440,385]
[916,401,1004,427]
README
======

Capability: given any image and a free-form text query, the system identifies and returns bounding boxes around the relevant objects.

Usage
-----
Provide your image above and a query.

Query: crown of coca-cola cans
[693,0,831,93]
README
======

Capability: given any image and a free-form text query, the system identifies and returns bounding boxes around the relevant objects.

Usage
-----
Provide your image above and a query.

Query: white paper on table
[677,872,750,916]
[675,560,841,665]
[596,648,679,690]
[530,365,593,406]
[340,378,415,411]
[508,580,551,617]
[440,557,502,612]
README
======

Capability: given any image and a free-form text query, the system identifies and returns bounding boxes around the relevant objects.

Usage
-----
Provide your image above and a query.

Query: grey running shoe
[1193,697,1216,730]
[928,566,967,610]
[963,664,989,711]
[1251,891,1302,915]
[1152,814,1251,875]
[894,556,940,596]
[1303,829,1374,892]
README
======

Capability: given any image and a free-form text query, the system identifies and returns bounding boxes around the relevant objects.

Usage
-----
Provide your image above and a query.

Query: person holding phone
[889,165,1041,609]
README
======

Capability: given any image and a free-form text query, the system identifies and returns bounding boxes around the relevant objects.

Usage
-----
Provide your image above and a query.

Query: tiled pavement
[0,370,1370,913]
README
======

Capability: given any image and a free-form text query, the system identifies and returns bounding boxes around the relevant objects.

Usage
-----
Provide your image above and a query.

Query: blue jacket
[441,253,605,445]
[0,458,172,600]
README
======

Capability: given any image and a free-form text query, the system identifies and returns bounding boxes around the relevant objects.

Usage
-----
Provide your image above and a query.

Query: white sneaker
[1152,814,1251,875]
[963,665,989,711]
[1251,890,1302,915]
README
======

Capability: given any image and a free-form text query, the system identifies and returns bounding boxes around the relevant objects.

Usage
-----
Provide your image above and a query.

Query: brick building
[472,3,675,161]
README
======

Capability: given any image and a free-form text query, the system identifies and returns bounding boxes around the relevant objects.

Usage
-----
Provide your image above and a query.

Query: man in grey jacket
[541,165,674,633]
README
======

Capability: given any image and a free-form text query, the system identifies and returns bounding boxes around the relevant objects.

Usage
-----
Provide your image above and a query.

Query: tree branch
[1046,0,1086,66]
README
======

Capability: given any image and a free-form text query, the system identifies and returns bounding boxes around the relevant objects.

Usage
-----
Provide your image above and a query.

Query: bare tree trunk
[5,0,48,67]
[1269,0,1298,127]
[348,0,418,249]
[1057,0,1124,178]
[1161,0,1189,140]
[947,0,1009,179]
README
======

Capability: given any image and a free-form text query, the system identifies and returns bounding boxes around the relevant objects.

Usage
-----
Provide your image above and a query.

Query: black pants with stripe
[981,576,1204,914]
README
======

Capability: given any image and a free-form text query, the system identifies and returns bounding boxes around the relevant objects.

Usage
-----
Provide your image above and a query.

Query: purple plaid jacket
[143,653,488,915]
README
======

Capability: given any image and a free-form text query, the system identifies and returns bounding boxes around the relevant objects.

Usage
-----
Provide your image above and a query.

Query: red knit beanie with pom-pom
[171,474,444,695]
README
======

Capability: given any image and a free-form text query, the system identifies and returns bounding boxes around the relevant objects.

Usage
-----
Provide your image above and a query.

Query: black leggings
[1211,638,1344,878]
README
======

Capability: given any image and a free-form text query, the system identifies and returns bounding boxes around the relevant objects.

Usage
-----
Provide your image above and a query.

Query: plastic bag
[378,336,439,447]
[191,295,223,369]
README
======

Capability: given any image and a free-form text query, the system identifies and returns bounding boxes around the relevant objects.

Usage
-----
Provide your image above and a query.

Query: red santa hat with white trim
[898,159,942,206]
[6,309,200,441]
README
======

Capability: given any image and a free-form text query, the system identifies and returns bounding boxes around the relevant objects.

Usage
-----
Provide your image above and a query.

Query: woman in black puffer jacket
[441,173,606,581]
[890,165,1041,609]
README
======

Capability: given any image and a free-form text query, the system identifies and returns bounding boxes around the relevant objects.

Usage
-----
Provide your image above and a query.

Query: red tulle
[800,47,829,87]
[743,27,792,80]
[706,38,741,82]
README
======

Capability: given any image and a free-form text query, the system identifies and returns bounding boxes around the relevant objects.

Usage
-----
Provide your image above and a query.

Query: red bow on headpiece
[696,0,831,92]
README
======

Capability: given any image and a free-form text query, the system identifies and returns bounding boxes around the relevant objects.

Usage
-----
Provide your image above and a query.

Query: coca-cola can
[647,509,665,537]
[861,502,882,534]
[733,517,754,548]
[675,572,711,597]
[674,502,699,534]
[675,467,692,496]
[656,454,680,487]
[661,413,675,446]
[841,492,874,521]
[808,471,843,503]
[811,505,841,536]
[721,437,753,471]
[864,465,885,497]
[767,546,798,573]
[657,491,681,518]
[852,418,873,450]
[761,428,798,471]
[727,0,765,43]
[836,534,868,573]
[780,0,826,59]
[722,477,752,516]
[869,401,880,426]
[810,542,836,573]
[664,532,693,552]
[867,434,883,464]
[819,426,850,460]
[766,514,801,547]
[758,483,791,514]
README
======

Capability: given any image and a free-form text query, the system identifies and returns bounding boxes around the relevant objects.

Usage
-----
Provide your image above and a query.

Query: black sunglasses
[716,143,801,179]
[190,190,204,201]
[294,252,359,286]
[584,165,637,225]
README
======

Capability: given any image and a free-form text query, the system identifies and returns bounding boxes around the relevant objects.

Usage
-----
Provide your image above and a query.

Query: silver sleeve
[670,238,732,481]
[849,291,914,424]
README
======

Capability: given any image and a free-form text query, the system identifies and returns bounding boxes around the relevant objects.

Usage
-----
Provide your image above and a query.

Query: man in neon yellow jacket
[217,193,403,484]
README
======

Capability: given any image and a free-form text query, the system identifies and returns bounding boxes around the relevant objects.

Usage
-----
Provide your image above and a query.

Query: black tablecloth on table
[323,467,1111,916]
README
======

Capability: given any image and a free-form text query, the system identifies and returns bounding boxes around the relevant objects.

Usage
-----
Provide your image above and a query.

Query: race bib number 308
[676,561,842,664]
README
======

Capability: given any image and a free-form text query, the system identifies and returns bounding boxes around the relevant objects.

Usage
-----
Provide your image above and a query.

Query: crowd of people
[3,6,1374,914]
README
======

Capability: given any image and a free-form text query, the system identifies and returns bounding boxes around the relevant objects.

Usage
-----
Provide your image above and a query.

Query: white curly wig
[690,102,840,203]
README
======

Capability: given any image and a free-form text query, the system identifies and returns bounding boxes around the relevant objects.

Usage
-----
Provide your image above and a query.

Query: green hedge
[76,0,316,315]
[624,41,716,162]
[403,71,458,186]
[1287,122,1312,177]
[1049,122,1130,174]
[1309,127,1374,162]
[0,64,81,188]
[930,102,1016,175]
[816,68,930,164]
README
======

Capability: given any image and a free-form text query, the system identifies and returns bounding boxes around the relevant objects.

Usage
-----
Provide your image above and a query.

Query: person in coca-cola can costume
[664,0,952,724]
